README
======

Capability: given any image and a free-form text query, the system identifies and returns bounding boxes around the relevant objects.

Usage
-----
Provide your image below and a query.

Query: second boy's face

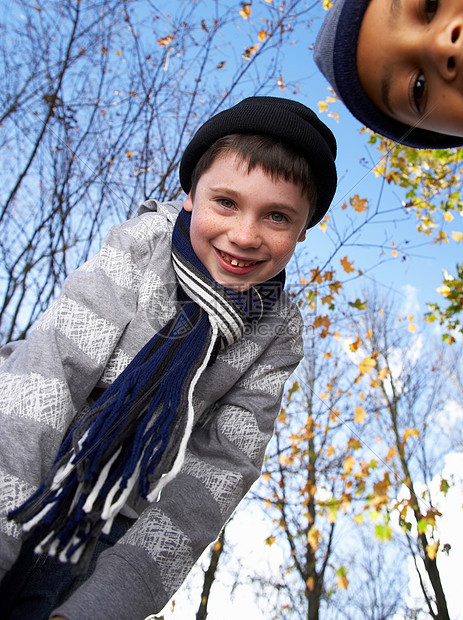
[184,152,311,292]
[357,0,463,138]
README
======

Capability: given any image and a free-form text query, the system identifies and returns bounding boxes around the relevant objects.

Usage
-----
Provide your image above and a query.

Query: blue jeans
[0,515,133,620]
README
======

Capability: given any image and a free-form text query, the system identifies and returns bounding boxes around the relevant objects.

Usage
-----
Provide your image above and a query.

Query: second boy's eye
[424,0,438,21]
[411,72,427,113]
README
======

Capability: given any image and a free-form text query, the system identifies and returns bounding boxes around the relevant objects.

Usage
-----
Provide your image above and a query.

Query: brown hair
[189,134,317,221]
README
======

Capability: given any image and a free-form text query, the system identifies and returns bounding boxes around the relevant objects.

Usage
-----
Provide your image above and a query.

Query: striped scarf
[9,208,285,571]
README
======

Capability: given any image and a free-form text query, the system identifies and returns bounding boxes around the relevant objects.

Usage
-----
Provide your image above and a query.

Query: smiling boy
[315,0,463,149]
[185,137,311,292]
[0,97,337,619]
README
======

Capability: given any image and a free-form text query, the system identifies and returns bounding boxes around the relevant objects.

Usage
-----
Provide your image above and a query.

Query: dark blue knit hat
[180,96,337,228]
[314,0,463,150]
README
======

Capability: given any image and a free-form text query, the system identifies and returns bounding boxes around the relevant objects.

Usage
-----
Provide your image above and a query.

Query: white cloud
[401,284,420,316]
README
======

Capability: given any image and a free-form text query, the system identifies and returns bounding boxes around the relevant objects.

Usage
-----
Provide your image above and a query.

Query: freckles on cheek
[274,239,297,265]
[196,212,216,235]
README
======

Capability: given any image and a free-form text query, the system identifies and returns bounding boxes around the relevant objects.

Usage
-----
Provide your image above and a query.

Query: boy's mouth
[218,249,260,268]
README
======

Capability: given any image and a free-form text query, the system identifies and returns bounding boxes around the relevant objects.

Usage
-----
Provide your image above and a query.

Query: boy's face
[184,152,311,292]
[357,0,463,138]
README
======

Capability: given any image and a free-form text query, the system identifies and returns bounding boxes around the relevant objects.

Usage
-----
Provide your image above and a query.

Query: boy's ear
[183,194,193,212]
[297,228,306,243]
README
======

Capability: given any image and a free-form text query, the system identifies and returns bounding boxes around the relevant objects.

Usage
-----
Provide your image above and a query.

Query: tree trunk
[196,529,225,620]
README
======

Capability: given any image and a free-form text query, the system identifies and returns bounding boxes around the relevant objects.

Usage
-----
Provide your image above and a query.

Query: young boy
[0,96,337,619]
[314,0,463,149]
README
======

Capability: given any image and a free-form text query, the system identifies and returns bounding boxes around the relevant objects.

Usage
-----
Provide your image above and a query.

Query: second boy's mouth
[216,249,262,268]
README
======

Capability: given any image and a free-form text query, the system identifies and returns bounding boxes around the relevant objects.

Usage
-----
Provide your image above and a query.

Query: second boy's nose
[430,21,462,79]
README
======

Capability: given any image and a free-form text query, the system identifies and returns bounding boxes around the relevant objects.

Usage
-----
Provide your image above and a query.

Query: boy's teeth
[220,251,256,267]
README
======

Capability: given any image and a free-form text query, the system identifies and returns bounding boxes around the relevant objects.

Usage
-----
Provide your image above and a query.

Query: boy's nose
[430,21,462,79]
[228,218,262,249]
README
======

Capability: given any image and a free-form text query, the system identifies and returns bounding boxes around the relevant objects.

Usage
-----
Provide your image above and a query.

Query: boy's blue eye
[424,0,438,21]
[270,212,287,223]
[412,72,427,113]
[219,199,234,209]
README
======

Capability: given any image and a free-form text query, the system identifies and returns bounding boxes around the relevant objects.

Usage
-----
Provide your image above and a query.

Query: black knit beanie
[179,96,337,228]
[314,0,463,150]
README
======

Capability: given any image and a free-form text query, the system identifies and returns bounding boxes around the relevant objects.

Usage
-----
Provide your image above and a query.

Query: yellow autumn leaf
[313,315,331,332]
[353,513,365,525]
[307,525,321,551]
[277,77,286,90]
[350,194,369,213]
[337,574,349,590]
[319,214,329,231]
[258,29,268,41]
[451,230,463,242]
[323,351,332,358]
[116,49,122,57]
[370,474,391,509]
[403,427,420,443]
[279,453,292,466]
[434,230,449,244]
[443,211,454,221]
[311,267,322,283]
[306,576,315,591]
[265,535,276,546]
[354,406,367,424]
[125,151,133,158]
[157,35,173,47]
[343,455,356,474]
[408,322,417,332]
[321,294,334,306]
[392,249,398,258]
[318,101,329,113]
[340,256,355,273]
[239,3,251,18]
[377,367,390,381]
[349,335,362,352]
[359,356,376,375]
[426,542,439,560]
[327,444,335,457]
[348,438,362,450]
[423,508,441,527]
[386,447,396,461]
[437,284,451,297]
[242,43,259,59]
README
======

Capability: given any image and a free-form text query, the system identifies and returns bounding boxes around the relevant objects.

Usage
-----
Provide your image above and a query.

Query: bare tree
[0,0,318,341]
[351,290,457,620]
[246,298,372,619]
[330,526,407,620]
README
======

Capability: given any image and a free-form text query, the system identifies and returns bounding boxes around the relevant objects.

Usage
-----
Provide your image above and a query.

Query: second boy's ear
[297,229,306,243]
